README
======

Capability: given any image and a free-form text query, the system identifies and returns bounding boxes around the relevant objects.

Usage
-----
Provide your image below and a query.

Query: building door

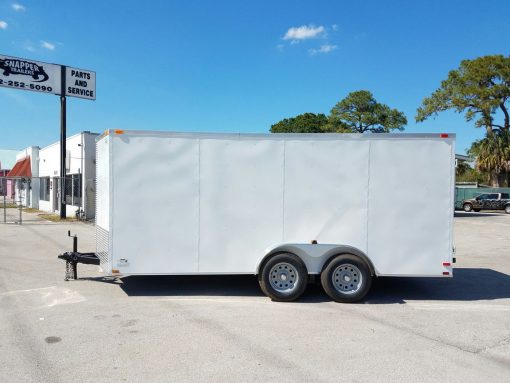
[25,179,30,207]
[53,177,60,212]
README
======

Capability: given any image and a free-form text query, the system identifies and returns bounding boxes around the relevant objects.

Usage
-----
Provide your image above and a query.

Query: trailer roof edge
[100,130,456,140]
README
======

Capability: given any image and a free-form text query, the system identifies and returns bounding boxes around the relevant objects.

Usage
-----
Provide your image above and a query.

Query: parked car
[462,193,510,213]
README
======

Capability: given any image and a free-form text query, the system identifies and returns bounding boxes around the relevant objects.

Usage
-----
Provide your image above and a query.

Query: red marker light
[440,133,449,138]
[443,262,451,267]
[442,271,450,276]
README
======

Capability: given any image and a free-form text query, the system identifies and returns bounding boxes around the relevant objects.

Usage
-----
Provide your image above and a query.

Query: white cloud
[283,25,325,43]
[309,44,337,55]
[41,40,55,50]
[12,3,26,12]
[0,21,8,29]
[332,24,339,31]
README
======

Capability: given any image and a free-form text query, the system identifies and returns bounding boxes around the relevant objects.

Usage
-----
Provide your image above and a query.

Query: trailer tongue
[57,230,99,280]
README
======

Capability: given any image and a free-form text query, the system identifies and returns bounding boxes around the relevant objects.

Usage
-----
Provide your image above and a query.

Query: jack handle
[68,230,78,253]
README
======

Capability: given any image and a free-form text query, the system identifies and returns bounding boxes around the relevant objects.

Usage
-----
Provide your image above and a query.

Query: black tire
[258,253,308,302]
[463,203,473,212]
[321,254,372,303]
[505,205,510,214]
[473,209,481,212]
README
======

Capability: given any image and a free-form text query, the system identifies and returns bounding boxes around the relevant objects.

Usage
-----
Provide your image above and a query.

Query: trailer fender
[257,243,376,276]
[320,247,376,276]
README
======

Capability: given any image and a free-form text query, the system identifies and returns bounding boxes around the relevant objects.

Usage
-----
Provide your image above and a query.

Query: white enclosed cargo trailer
[64,130,456,302]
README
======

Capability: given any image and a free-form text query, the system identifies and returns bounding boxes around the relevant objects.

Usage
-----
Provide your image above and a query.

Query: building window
[64,174,82,206]
[39,177,50,201]
[73,174,82,206]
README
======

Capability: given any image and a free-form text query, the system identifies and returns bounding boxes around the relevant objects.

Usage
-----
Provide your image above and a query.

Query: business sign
[65,67,96,100]
[0,54,61,95]
[0,54,96,101]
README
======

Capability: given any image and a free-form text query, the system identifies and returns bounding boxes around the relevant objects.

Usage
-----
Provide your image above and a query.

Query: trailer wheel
[321,254,372,303]
[259,253,308,302]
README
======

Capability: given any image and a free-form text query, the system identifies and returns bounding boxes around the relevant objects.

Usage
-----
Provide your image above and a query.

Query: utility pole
[60,66,67,219]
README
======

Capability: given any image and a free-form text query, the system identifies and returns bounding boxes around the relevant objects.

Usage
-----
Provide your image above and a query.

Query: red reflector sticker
[443,262,451,266]
[440,133,449,138]
[443,271,450,276]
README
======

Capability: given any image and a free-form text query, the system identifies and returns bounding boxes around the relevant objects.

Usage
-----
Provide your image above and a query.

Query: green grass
[2,203,19,208]
[38,214,78,222]
[23,208,41,213]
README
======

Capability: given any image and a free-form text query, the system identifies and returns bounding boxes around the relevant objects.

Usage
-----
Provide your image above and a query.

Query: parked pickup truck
[462,193,510,213]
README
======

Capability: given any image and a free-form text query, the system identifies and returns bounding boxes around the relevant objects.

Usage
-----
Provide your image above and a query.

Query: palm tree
[468,130,510,186]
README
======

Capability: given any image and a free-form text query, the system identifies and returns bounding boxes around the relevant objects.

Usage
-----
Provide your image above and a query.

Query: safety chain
[65,261,76,281]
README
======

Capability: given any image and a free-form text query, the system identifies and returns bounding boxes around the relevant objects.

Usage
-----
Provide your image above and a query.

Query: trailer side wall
[102,132,454,277]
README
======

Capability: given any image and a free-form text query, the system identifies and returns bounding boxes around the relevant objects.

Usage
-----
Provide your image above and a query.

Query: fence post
[18,179,22,224]
[79,175,83,220]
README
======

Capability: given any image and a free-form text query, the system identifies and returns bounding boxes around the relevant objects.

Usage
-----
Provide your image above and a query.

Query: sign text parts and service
[65,67,95,100]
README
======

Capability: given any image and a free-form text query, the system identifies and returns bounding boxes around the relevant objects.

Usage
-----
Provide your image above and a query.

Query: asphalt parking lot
[1,211,509,382]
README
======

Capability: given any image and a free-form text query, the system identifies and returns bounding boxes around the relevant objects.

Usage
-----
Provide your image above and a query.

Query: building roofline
[39,131,100,151]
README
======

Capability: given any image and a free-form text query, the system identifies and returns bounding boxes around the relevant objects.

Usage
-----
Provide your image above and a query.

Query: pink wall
[0,170,15,199]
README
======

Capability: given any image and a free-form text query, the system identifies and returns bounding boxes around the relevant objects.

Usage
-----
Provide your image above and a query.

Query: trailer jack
[57,230,100,281]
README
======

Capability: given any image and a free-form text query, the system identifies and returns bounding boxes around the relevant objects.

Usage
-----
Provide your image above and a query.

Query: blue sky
[1,0,509,154]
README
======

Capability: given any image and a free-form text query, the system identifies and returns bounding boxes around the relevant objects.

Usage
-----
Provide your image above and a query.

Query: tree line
[270,55,510,187]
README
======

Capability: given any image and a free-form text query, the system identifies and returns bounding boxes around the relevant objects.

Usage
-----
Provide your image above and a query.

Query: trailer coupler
[57,230,99,281]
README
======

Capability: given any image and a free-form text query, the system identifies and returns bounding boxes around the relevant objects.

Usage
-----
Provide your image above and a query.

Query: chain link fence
[1,175,94,224]
[1,177,37,224]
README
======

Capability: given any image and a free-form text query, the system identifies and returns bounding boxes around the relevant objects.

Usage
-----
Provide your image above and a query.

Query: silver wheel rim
[270,262,299,293]
[464,204,472,212]
[506,206,510,213]
[332,263,362,294]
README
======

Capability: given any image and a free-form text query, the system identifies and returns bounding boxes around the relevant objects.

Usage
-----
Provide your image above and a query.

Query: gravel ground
[0,211,509,382]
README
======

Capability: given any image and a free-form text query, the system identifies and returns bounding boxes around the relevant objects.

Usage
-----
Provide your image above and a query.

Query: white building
[38,131,99,219]
[11,132,98,219]
[455,154,469,167]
